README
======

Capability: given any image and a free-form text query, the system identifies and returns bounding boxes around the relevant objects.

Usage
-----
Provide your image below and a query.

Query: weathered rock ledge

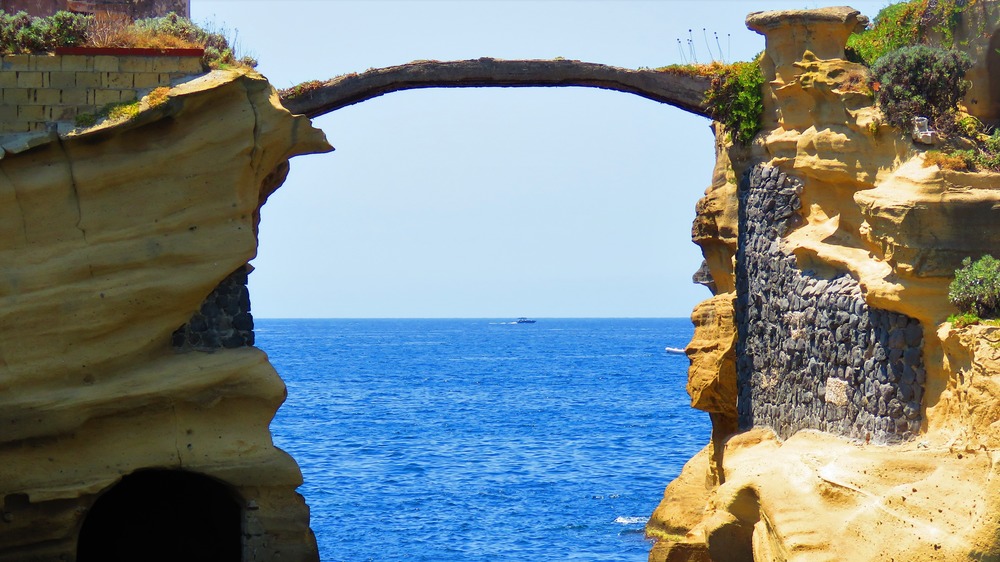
[648,4,1000,561]
[0,68,331,561]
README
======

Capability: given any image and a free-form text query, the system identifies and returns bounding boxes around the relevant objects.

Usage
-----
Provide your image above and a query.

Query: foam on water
[614,516,650,525]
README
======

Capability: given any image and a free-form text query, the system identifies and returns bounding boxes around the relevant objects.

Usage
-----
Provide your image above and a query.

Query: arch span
[278,58,713,118]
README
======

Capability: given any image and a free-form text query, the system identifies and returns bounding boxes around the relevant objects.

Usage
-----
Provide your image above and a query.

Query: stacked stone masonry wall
[735,165,925,443]
[0,53,202,135]
[172,266,255,351]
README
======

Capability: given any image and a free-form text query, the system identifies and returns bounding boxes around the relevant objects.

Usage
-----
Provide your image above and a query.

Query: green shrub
[847,1,925,66]
[73,99,144,129]
[847,0,967,67]
[74,112,96,127]
[105,100,139,122]
[0,10,255,69]
[949,255,1000,318]
[35,10,90,48]
[959,130,1000,171]
[947,312,982,328]
[871,45,972,131]
[0,10,90,53]
[704,59,764,145]
[977,130,1000,169]
[0,11,31,49]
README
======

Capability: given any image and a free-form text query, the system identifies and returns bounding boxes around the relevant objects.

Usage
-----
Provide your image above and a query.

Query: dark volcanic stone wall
[735,165,925,443]
[172,265,254,350]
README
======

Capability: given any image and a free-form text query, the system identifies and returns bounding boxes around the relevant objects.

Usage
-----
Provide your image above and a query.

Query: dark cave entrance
[76,469,242,562]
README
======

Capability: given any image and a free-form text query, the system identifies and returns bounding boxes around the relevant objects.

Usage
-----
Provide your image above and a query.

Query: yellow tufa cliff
[0,69,332,561]
[649,5,1000,562]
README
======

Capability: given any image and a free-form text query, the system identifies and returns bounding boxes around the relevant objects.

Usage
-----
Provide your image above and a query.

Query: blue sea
[256,318,709,562]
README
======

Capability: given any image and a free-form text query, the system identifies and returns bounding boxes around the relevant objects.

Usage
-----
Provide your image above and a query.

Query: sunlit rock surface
[649,5,1000,561]
[0,69,331,561]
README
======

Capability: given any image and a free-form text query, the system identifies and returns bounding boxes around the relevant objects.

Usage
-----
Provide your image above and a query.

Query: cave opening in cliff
[76,469,242,562]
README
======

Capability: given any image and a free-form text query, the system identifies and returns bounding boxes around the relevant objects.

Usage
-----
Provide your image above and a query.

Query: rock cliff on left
[0,68,331,561]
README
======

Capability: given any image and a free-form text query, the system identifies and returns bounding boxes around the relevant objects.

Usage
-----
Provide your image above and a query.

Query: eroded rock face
[0,69,332,561]
[686,294,738,419]
[940,324,1000,450]
[650,5,1000,561]
[691,123,741,296]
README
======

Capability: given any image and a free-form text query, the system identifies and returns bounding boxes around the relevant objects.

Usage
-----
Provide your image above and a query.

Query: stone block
[151,56,181,73]
[34,88,61,105]
[904,322,922,347]
[119,57,153,73]
[0,71,15,88]
[31,55,61,71]
[17,105,45,121]
[175,56,204,74]
[60,55,93,71]
[75,72,101,88]
[94,89,122,106]
[102,72,134,89]
[0,121,29,133]
[133,72,165,89]
[59,88,88,105]
[48,71,77,89]
[94,56,119,72]
[3,54,30,71]
[0,104,16,121]
[119,89,136,103]
[2,88,29,104]
[47,105,77,121]
[16,71,43,88]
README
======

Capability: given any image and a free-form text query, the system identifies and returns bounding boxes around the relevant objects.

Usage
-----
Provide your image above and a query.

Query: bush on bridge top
[703,60,764,146]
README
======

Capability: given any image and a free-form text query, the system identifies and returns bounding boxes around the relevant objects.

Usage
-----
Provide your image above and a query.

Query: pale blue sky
[192,1,890,318]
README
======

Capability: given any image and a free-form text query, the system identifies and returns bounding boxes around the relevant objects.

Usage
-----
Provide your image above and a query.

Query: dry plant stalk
[86,10,199,50]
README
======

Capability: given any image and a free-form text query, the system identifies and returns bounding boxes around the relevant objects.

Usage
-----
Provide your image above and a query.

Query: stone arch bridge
[0,55,716,562]
[276,58,714,119]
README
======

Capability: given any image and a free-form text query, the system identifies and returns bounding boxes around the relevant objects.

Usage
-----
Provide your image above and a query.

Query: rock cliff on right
[648,3,1000,561]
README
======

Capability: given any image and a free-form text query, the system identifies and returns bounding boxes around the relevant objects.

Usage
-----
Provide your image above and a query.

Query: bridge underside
[277,58,713,119]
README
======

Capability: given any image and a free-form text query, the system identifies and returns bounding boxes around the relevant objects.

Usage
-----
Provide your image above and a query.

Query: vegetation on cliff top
[0,10,256,70]
[659,59,764,145]
[923,125,1000,172]
[74,85,170,128]
[847,0,968,66]
[851,1,1000,170]
[703,60,764,145]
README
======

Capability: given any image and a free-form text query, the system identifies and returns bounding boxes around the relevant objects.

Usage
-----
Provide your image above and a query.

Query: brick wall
[0,53,202,135]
